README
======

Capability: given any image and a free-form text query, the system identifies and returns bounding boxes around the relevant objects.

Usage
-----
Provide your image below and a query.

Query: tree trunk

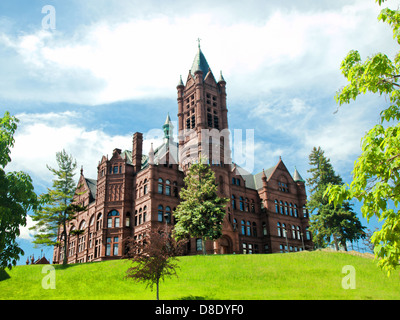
[202,238,207,255]
[156,278,159,300]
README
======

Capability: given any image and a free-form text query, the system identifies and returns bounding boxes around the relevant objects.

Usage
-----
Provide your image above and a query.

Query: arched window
[158,205,163,222]
[143,179,148,195]
[282,223,286,237]
[306,227,311,240]
[79,220,86,230]
[125,212,131,227]
[239,197,244,211]
[289,203,294,216]
[251,199,255,213]
[294,204,299,217]
[292,225,296,239]
[233,218,238,231]
[245,198,249,212]
[280,201,284,214]
[143,206,147,223]
[232,195,236,210]
[89,215,94,226]
[277,222,282,237]
[303,205,308,218]
[241,220,246,235]
[285,202,289,215]
[173,181,178,197]
[138,208,142,225]
[262,222,267,236]
[165,180,171,196]
[107,210,120,228]
[246,221,251,236]
[275,200,279,213]
[252,222,257,237]
[165,206,171,224]
[297,226,301,240]
[158,178,163,194]
[96,213,102,231]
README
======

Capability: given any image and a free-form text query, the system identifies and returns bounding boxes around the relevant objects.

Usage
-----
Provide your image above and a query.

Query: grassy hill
[0,250,399,300]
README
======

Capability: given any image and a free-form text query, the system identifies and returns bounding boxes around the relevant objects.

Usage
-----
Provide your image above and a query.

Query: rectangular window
[196,238,202,251]
[107,218,112,228]
[115,217,120,228]
[113,166,118,174]
[242,243,247,254]
[113,244,118,256]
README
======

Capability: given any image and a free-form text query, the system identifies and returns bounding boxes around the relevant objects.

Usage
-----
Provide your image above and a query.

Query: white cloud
[0,0,396,105]
[18,215,37,241]
[8,112,132,184]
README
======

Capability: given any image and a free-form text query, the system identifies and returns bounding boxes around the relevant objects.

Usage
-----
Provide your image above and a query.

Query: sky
[1,0,398,264]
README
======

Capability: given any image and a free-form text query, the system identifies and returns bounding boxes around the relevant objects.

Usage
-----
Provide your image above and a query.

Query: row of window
[276,222,311,240]
[231,195,255,212]
[158,178,178,197]
[279,244,304,253]
[274,200,309,218]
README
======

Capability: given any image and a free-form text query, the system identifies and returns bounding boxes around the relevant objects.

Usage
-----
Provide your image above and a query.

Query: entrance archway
[218,235,233,254]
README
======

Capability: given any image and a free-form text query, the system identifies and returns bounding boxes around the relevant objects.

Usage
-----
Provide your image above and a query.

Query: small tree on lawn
[173,159,229,254]
[125,226,186,300]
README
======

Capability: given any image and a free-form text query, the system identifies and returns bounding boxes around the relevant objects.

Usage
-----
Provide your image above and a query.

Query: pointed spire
[293,167,305,183]
[80,165,83,176]
[177,75,184,87]
[164,112,171,125]
[191,40,211,79]
[218,70,225,83]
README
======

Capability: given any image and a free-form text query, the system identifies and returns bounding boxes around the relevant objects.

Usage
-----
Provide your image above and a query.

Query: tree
[173,159,228,254]
[307,147,365,251]
[125,226,186,300]
[30,149,84,265]
[0,111,38,270]
[325,0,400,274]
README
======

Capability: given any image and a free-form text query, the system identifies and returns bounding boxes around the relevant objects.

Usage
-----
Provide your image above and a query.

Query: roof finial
[197,37,201,49]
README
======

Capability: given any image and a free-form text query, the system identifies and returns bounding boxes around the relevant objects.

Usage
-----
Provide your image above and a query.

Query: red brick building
[53,45,313,264]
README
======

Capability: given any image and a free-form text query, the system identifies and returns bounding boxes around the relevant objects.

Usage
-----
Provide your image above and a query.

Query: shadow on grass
[177,295,210,300]
[0,269,11,281]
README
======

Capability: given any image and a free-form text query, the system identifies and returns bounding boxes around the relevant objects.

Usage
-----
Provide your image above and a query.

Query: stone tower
[177,42,231,171]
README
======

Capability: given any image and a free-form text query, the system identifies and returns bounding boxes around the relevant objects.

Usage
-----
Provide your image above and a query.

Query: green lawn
[0,251,399,300]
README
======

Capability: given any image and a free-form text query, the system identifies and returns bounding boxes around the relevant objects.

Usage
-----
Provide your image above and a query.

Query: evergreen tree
[173,159,228,254]
[0,111,38,270]
[30,149,85,265]
[307,147,365,250]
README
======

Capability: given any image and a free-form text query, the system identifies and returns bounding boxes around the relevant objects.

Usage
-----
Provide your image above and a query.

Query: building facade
[53,46,313,264]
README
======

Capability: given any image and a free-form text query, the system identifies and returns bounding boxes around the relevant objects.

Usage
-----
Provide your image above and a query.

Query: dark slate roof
[191,47,211,79]
[233,164,276,190]
[85,178,97,202]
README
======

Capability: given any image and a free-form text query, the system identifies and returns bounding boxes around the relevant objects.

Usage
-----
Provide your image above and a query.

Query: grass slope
[0,251,399,300]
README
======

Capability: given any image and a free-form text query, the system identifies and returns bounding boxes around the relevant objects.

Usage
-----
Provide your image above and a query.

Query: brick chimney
[132,132,143,172]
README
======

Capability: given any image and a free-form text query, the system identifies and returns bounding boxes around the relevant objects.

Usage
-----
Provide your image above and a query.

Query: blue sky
[0,0,398,263]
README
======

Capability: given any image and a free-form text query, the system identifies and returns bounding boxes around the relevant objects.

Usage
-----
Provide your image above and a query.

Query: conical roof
[190,45,211,79]
[293,167,305,183]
